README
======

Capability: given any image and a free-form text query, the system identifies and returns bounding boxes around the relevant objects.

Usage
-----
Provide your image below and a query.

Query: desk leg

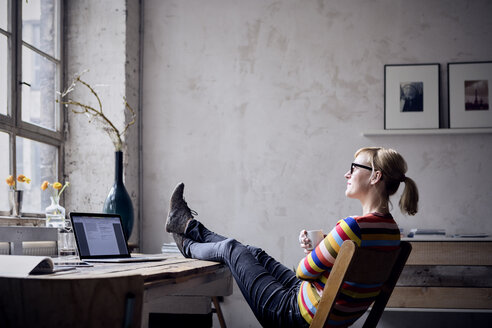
[212,296,227,328]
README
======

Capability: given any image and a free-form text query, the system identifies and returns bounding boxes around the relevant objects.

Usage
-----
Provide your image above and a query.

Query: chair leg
[212,296,227,328]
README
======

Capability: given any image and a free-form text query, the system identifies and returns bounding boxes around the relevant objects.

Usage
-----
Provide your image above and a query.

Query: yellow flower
[41,181,70,199]
[53,182,63,190]
[6,174,30,189]
[6,175,15,187]
[17,174,31,184]
[41,181,49,191]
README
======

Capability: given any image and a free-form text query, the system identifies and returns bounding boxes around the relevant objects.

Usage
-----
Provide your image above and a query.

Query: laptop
[70,212,166,263]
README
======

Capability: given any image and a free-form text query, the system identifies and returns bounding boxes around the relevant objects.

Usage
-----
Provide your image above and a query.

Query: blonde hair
[355,147,419,215]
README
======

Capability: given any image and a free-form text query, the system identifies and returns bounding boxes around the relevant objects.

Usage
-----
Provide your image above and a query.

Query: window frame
[0,0,65,216]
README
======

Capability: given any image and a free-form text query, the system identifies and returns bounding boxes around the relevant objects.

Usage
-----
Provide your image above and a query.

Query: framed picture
[384,64,440,129]
[448,61,492,128]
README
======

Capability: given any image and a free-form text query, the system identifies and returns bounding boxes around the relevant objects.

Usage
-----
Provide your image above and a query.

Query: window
[0,0,63,215]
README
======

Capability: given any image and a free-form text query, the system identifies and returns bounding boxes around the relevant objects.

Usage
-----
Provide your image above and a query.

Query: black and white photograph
[400,82,424,112]
[385,64,440,129]
[449,61,492,128]
[465,80,489,111]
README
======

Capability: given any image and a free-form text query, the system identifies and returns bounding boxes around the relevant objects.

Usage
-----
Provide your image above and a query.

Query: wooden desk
[387,238,492,311]
[29,253,233,327]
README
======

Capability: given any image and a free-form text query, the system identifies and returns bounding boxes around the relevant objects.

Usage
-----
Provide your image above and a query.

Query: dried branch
[57,73,137,151]
[121,97,136,137]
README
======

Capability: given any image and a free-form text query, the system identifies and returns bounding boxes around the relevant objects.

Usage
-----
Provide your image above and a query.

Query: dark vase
[103,151,134,240]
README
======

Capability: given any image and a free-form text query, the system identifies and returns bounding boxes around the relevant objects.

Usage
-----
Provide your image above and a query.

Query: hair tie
[401,175,407,182]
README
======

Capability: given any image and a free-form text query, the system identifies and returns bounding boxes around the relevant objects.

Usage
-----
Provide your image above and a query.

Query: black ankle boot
[165,183,197,233]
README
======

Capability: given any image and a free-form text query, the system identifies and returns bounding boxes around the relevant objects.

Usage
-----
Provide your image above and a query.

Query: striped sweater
[296,213,400,327]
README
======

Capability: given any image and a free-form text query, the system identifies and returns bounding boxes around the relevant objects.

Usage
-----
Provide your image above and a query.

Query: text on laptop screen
[72,215,129,257]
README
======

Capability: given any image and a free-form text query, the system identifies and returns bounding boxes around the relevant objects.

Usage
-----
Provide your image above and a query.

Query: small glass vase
[45,196,66,228]
[45,196,77,258]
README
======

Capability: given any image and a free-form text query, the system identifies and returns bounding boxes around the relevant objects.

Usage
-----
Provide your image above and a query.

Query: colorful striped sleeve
[296,217,362,280]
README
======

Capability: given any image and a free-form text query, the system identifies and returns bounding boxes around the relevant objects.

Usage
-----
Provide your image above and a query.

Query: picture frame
[448,61,492,128]
[384,64,440,129]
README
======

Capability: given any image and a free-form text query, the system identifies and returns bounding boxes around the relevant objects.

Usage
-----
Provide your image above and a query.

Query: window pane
[16,136,58,213]
[0,34,8,115]
[22,0,60,59]
[0,132,10,211]
[0,0,7,31]
[22,45,58,130]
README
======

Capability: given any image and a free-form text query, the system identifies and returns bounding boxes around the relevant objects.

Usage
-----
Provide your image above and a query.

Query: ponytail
[399,176,419,216]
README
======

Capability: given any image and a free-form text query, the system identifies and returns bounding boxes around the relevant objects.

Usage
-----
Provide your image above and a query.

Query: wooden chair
[310,240,412,328]
[0,274,144,328]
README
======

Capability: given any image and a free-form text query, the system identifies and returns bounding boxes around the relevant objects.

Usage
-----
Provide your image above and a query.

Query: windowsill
[0,216,47,227]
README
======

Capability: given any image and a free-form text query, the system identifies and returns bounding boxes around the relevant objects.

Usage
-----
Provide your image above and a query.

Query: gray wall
[64,0,492,327]
[142,0,492,326]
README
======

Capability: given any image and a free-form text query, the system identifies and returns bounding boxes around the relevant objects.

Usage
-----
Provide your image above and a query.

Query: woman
[165,147,418,328]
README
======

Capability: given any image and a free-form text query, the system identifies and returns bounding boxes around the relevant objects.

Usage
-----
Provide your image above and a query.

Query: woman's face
[344,153,373,200]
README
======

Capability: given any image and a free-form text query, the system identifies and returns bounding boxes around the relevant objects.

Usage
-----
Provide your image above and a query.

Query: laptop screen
[71,212,130,259]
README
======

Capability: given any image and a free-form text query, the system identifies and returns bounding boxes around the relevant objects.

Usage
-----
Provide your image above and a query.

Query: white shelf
[402,237,492,242]
[362,128,492,136]
[386,308,492,313]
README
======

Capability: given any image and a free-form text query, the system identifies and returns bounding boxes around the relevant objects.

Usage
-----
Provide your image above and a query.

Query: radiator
[0,241,57,256]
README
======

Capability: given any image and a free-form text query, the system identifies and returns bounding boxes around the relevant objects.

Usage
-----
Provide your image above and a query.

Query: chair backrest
[310,240,412,328]
[0,274,144,328]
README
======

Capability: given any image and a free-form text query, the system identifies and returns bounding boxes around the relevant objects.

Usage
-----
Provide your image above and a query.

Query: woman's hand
[299,229,313,254]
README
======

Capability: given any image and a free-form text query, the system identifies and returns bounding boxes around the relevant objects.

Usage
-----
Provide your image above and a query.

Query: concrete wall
[64,0,492,327]
[142,0,492,327]
[64,0,141,245]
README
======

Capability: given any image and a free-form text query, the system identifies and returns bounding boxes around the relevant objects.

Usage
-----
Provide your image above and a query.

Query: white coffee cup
[306,230,324,251]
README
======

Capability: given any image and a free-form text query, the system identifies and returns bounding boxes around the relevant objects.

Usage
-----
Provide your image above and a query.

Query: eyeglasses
[350,163,373,174]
